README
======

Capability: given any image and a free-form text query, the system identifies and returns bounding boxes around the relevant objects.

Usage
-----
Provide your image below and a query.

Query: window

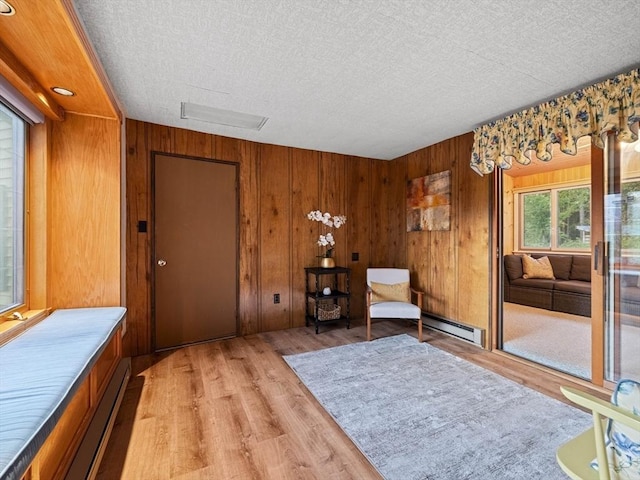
[0,101,26,314]
[620,180,640,250]
[519,185,591,251]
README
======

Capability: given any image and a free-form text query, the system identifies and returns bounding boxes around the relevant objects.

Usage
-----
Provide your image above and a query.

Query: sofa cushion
[569,256,591,282]
[504,255,523,281]
[522,255,555,279]
[554,280,591,295]
[511,278,557,289]
[621,286,640,303]
[546,255,573,280]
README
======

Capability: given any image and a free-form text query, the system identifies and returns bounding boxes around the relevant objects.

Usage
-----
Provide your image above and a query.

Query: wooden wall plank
[291,149,319,327]
[455,133,490,329]
[172,128,213,158]
[49,113,121,309]
[125,119,151,356]
[370,159,405,268]
[259,144,291,331]
[236,141,260,336]
[346,156,371,319]
[319,153,347,266]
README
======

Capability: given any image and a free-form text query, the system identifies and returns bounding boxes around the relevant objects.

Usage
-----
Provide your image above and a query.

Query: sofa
[503,254,592,317]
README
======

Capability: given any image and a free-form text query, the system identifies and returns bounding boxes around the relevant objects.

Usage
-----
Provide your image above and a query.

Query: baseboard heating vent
[421,314,484,346]
[65,357,131,480]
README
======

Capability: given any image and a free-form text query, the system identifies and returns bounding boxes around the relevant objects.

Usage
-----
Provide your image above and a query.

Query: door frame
[150,151,240,351]
[590,142,606,387]
[491,140,609,387]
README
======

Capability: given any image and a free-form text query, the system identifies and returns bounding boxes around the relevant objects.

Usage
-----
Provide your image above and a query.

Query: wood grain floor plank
[97,321,606,479]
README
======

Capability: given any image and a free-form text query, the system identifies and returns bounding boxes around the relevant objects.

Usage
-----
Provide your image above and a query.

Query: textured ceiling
[72,0,640,160]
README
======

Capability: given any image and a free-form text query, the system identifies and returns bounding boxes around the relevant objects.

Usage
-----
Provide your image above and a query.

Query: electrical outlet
[352,252,359,261]
[273,293,280,304]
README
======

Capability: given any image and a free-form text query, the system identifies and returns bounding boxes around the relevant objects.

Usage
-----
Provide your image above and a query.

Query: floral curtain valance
[470,68,640,175]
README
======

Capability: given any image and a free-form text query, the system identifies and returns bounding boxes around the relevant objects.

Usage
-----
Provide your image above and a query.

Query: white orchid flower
[307,210,346,256]
[325,232,335,245]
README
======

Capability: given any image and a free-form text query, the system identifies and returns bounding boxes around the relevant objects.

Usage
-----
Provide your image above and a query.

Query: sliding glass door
[499,134,640,385]
[601,136,640,382]
[499,138,594,380]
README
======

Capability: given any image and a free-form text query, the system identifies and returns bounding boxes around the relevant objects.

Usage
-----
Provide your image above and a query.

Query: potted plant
[306,210,347,268]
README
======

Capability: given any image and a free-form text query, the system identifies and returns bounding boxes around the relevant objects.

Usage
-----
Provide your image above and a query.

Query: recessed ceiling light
[0,1,15,15]
[51,86,75,96]
[181,102,268,130]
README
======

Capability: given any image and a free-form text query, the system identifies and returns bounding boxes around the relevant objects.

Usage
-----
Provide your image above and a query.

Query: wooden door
[153,153,238,350]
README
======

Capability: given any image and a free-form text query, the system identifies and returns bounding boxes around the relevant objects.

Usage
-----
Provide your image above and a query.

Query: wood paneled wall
[47,113,122,309]
[401,132,491,331]
[125,120,405,357]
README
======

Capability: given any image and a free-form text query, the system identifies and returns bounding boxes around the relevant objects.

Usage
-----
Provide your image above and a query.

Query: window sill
[0,309,51,347]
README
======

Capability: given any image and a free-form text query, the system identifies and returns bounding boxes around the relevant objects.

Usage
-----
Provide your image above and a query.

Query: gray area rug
[284,334,591,480]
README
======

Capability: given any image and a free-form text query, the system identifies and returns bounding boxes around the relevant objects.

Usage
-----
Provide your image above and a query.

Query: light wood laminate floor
[96,320,606,479]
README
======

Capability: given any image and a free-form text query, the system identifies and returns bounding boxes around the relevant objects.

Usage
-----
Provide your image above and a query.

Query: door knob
[157,259,167,267]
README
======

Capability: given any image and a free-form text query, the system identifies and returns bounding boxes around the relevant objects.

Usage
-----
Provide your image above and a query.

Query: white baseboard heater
[421,313,484,346]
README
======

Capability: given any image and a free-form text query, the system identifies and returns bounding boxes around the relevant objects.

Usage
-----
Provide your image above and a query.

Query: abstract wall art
[406,170,451,232]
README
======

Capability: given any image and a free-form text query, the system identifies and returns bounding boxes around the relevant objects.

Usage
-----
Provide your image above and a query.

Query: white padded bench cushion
[0,307,126,480]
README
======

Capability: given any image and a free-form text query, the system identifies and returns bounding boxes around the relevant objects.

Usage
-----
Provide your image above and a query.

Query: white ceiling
[72,0,640,160]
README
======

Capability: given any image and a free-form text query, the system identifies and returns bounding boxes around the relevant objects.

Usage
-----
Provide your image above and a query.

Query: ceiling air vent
[180,102,268,131]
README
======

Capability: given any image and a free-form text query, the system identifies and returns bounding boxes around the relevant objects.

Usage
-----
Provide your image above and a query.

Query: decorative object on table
[320,257,336,268]
[317,303,341,321]
[557,379,640,480]
[406,169,451,232]
[306,210,347,268]
[322,286,332,296]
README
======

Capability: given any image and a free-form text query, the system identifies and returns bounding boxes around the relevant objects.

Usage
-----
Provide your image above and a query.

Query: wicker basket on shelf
[317,304,341,320]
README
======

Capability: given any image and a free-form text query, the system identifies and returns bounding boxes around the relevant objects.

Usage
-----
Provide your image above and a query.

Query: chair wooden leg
[418,317,422,343]
[366,312,371,341]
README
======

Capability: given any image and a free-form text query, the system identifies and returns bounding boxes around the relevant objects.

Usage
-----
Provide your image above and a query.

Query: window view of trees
[621,181,640,250]
[521,186,591,251]
[522,180,640,252]
[557,187,590,248]
[522,191,550,248]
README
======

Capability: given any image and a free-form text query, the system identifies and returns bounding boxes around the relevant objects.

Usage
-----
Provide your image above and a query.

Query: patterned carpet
[284,334,590,480]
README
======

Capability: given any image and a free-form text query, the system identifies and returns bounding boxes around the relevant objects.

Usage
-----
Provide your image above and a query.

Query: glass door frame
[590,140,607,387]
[492,138,609,387]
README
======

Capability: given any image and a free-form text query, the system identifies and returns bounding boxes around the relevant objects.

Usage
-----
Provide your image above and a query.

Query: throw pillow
[547,255,573,280]
[370,281,410,303]
[522,255,555,280]
[570,255,591,282]
[590,379,640,479]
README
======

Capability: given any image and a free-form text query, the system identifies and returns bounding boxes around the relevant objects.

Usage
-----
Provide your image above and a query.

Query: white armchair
[365,268,424,342]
